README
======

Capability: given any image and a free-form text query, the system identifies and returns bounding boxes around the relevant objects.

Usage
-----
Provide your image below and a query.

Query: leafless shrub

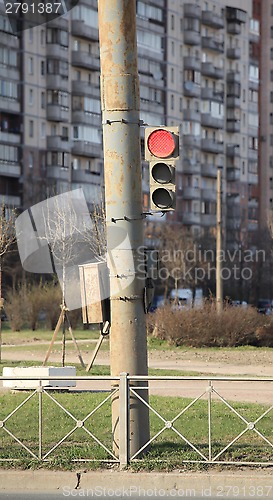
[5,286,26,332]
[147,302,266,347]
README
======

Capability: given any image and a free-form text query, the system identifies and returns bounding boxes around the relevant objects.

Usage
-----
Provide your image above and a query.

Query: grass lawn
[0,386,272,470]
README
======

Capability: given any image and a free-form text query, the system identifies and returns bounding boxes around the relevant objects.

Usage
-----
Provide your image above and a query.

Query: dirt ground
[2,340,273,404]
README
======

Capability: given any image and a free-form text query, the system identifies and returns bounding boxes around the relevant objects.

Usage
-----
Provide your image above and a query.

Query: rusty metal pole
[216,167,223,314]
[98,0,150,458]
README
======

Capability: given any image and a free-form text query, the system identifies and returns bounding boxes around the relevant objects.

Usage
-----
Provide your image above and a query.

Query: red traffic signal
[144,126,179,212]
[145,126,179,161]
[147,129,176,158]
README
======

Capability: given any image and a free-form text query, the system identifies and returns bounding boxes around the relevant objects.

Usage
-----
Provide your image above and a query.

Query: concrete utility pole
[216,167,223,313]
[98,0,150,458]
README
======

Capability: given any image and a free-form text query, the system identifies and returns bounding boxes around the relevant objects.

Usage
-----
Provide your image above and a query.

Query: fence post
[119,372,129,468]
[38,381,43,460]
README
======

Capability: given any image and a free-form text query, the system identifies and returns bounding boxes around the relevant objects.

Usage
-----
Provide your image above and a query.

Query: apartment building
[163,0,259,251]
[259,0,273,231]
[0,0,261,252]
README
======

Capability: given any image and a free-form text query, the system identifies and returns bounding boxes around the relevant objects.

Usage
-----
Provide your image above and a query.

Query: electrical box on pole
[145,126,179,211]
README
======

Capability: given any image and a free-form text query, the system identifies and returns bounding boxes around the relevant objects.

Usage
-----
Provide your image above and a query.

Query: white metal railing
[1,374,273,467]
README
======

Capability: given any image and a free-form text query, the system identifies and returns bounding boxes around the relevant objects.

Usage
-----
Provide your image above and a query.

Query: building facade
[0,0,261,251]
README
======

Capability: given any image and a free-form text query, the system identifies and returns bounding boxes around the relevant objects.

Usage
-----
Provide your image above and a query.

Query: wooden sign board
[79,261,110,324]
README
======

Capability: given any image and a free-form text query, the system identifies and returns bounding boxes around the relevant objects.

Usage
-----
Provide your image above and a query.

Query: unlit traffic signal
[144,126,179,211]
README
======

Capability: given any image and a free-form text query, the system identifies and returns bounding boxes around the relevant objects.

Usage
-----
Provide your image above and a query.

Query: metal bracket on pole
[110,215,145,223]
[102,119,144,126]
[119,372,129,468]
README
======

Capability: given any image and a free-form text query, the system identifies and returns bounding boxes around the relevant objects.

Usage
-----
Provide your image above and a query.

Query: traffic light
[144,126,179,211]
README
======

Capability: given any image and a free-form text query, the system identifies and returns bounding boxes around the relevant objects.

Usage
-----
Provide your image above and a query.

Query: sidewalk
[0,469,272,497]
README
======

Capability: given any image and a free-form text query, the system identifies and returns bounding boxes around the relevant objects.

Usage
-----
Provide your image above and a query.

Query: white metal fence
[1,374,273,467]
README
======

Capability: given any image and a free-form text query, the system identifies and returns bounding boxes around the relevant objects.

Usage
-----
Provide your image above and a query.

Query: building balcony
[0,97,20,114]
[201,62,224,79]
[72,81,100,98]
[248,150,258,161]
[183,56,200,71]
[47,104,69,122]
[1,67,19,82]
[183,213,201,225]
[71,51,100,70]
[201,10,224,29]
[0,194,21,207]
[201,139,224,154]
[226,120,240,133]
[226,7,247,24]
[184,3,201,18]
[72,140,102,158]
[0,32,19,49]
[71,169,99,183]
[183,109,200,122]
[72,111,101,127]
[46,135,70,152]
[202,37,224,53]
[201,163,218,178]
[248,173,258,185]
[46,74,69,91]
[226,218,241,230]
[0,132,20,144]
[47,16,68,30]
[0,162,20,177]
[71,20,99,41]
[226,144,240,157]
[183,160,201,175]
[248,220,258,232]
[227,23,241,35]
[183,31,201,46]
[201,214,216,226]
[226,47,241,59]
[227,71,241,84]
[47,166,70,181]
[226,96,240,108]
[201,189,216,201]
[183,81,201,97]
[201,114,224,129]
[201,87,224,102]
[183,135,201,148]
[248,198,258,208]
[182,187,201,199]
[227,169,240,181]
[46,44,68,60]
[249,79,259,91]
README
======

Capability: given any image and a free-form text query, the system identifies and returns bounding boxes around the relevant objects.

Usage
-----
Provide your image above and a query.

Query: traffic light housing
[144,126,179,211]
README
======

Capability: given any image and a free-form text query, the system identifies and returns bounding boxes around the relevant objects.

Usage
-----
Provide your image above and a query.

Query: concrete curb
[0,470,273,496]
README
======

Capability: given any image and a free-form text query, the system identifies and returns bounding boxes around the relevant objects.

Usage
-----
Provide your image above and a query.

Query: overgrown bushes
[147,302,273,348]
[4,282,83,331]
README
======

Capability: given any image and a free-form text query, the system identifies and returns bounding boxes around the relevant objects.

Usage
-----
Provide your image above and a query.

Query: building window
[41,29,45,45]
[28,57,33,75]
[40,122,45,138]
[171,94,174,110]
[41,91,45,109]
[171,14,175,30]
[29,88,33,106]
[41,60,45,75]
[29,152,33,169]
[29,120,34,138]
[171,67,174,83]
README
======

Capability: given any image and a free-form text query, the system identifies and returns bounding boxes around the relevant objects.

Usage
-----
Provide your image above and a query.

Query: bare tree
[40,193,87,367]
[157,225,209,303]
[0,205,17,362]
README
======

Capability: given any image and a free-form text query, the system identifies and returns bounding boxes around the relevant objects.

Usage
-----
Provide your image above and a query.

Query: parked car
[257,299,273,315]
[169,288,203,310]
[149,295,165,313]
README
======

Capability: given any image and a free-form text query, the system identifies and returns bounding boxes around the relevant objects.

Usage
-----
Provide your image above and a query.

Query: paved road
[4,494,273,500]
